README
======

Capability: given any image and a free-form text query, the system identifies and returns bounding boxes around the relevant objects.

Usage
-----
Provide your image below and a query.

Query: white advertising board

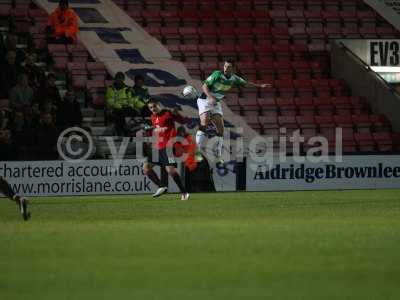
[246,156,400,191]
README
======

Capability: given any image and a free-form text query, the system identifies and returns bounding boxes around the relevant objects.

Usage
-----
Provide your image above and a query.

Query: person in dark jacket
[56,90,82,129]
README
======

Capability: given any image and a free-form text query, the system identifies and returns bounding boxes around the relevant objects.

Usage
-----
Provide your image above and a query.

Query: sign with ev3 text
[368,39,400,67]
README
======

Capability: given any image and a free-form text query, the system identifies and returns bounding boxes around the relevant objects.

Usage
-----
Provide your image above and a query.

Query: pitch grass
[1,190,400,300]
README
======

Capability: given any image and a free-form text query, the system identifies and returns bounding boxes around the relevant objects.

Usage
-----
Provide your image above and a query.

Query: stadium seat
[184,62,202,79]
[167,45,182,60]
[276,97,297,116]
[239,97,260,116]
[259,115,280,138]
[270,9,289,28]
[334,114,354,136]
[296,115,317,136]
[180,10,199,27]
[225,94,241,114]
[315,115,336,136]
[332,96,352,115]
[323,11,341,27]
[304,10,323,28]
[161,27,180,45]
[354,132,376,152]
[160,11,180,27]
[218,27,236,45]
[295,96,315,116]
[216,11,235,27]
[179,27,199,45]
[199,27,218,45]
[87,62,107,80]
[236,62,257,81]
[370,114,392,132]
[352,114,372,133]
[257,97,278,117]
[274,80,294,98]
[234,11,253,27]
[180,45,200,62]
[373,132,394,152]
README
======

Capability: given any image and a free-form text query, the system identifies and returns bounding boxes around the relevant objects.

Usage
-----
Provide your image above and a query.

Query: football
[182,85,199,99]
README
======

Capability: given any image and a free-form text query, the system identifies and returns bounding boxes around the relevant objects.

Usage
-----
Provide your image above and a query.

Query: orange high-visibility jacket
[47,7,79,41]
[175,135,198,172]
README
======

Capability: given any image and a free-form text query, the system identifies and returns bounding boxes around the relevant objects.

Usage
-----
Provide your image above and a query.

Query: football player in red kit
[143,99,190,200]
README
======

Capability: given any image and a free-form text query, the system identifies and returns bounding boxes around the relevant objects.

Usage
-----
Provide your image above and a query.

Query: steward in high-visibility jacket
[47,0,79,43]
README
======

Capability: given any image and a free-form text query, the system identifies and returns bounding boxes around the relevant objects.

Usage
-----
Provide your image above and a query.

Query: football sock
[172,173,186,193]
[146,169,162,187]
[196,130,207,152]
[216,136,224,158]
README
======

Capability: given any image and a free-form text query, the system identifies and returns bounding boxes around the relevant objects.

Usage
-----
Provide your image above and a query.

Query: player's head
[134,75,145,87]
[114,72,125,88]
[147,99,161,114]
[223,59,234,77]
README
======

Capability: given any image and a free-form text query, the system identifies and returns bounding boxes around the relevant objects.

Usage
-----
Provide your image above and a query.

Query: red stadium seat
[314,96,334,116]
[276,97,297,116]
[218,27,236,45]
[354,132,376,152]
[295,96,315,116]
[373,132,393,152]
[304,10,323,28]
[180,10,200,27]
[269,9,289,28]
[287,10,306,27]
[160,11,180,27]
[352,114,372,133]
[234,11,253,27]
[296,115,317,136]
[180,45,201,62]
[216,11,235,27]
[258,98,279,117]
[199,27,218,45]
[323,11,341,27]
[315,115,336,136]
[275,80,295,98]
[259,115,280,138]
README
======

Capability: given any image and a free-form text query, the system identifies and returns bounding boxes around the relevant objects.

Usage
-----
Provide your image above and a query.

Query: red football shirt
[150,109,189,150]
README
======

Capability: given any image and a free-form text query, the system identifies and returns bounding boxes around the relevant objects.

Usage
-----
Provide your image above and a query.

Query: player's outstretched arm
[202,83,217,104]
[246,81,272,88]
[171,108,190,124]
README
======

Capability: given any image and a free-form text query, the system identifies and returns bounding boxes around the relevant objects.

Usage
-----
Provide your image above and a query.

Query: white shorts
[197,97,223,116]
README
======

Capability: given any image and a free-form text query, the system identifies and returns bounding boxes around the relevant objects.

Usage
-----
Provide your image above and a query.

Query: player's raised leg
[0,177,31,220]
[195,110,211,161]
[165,165,189,201]
[211,113,225,164]
[143,163,167,198]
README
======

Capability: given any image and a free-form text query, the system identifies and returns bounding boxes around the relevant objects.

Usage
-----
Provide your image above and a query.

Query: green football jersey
[204,70,247,101]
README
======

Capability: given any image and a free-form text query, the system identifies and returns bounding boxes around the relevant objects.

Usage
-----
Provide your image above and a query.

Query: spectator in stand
[9,73,34,111]
[0,50,19,98]
[131,75,151,117]
[56,89,82,129]
[3,32,25,66]
[0,129,15,161]
[106,72,143,136]
[34,112,59,160]
[21,51,45,89]
[34,73,61,112]
[46,0,79,44]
